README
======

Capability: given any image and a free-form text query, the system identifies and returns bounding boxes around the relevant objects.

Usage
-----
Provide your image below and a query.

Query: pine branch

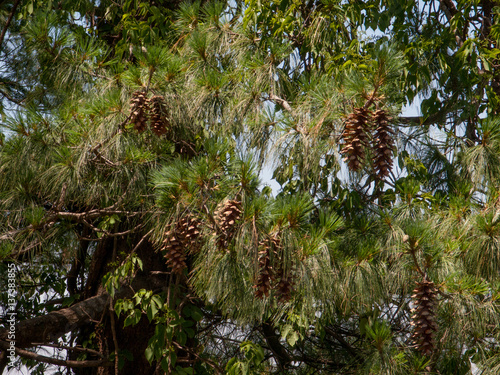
[81,219,143,238]
[324,326,362,361]
[2,207,145,256]
[0,88,24,105]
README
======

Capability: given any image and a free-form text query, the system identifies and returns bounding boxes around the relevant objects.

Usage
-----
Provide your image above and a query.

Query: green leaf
[145,346,154,364]
[286,331,299,347]
[280,324,293,340]
[177,330,187,346]
[123,309,142,327]
[147,303,158,322]
[161,356,169,372]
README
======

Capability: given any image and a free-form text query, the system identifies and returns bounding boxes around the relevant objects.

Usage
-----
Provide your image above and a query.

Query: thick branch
[0,293,113,347]
[439,0,458,19]
[0,269,165,348]
[261,321,292,370]
[0,341,112,368]
[0,0,21,51]
[0,349,7,374]
[398,113,447,127]
[323,326,362,361]
[438,0,464,47]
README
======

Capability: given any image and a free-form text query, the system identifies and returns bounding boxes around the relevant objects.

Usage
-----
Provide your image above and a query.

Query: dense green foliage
[1,0,500,374]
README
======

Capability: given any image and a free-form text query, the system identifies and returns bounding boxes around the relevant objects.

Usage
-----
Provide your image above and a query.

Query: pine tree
[1,1,500,374]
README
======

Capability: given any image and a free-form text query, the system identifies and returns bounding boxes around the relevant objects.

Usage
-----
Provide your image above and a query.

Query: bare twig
[109,298,119,375]
[0,341,112,368]
[2,206,144,246]
[268,94,293,114]
[172,341,224,374]
[119,228,154,267]
[89,113,131,156]
[81,219,143,238]
[30,342,104,358]
[91,148,118,167]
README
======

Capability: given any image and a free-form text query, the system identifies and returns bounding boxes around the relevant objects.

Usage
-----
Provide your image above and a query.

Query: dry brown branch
[268,94,293,113]
[0,340,112,368]
[32,342,104,357]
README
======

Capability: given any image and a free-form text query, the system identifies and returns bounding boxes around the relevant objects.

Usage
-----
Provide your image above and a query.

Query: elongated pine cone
[215,200,242,251]
[148,95,169,136]
[275,267,294,302]
[178,215,202,254]
[411,278,438,357]
[341,107,371,171]
[162,215,202,275]
[254,236,279,299]
[372,109,395,179]
[130,91,149,133]
[162,229,187,275]
[275,275,294,302]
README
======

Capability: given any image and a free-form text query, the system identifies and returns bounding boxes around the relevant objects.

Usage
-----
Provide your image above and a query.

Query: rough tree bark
[1,238,173,374]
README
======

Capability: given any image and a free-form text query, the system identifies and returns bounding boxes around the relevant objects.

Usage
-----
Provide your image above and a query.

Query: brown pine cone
[130,91,149,133]
[162,230,187,275]
[178,215,202,253]
[215,200,242,251]
[341,107,371,171]
[161,214,202,275]
[148,95,169,136]
[411,278,438,357]
[254,235,283,299]
[372,109,395,179]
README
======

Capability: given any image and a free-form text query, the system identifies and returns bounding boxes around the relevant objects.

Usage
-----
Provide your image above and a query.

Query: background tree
[1,1,500,374]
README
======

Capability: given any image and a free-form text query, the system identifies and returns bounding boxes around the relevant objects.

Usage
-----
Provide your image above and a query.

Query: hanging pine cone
[275,274,294,302]
[148,95,169,136]
[215,200,242,251]
[162,229,187,275]
[178,215,202,254]
[130,91,149,133]
[275,265,294,302]
[162,214,203,274]
[254,236,279,299]
[341,107,371,171]
[372,109,395,179]
[411,277,438,357]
